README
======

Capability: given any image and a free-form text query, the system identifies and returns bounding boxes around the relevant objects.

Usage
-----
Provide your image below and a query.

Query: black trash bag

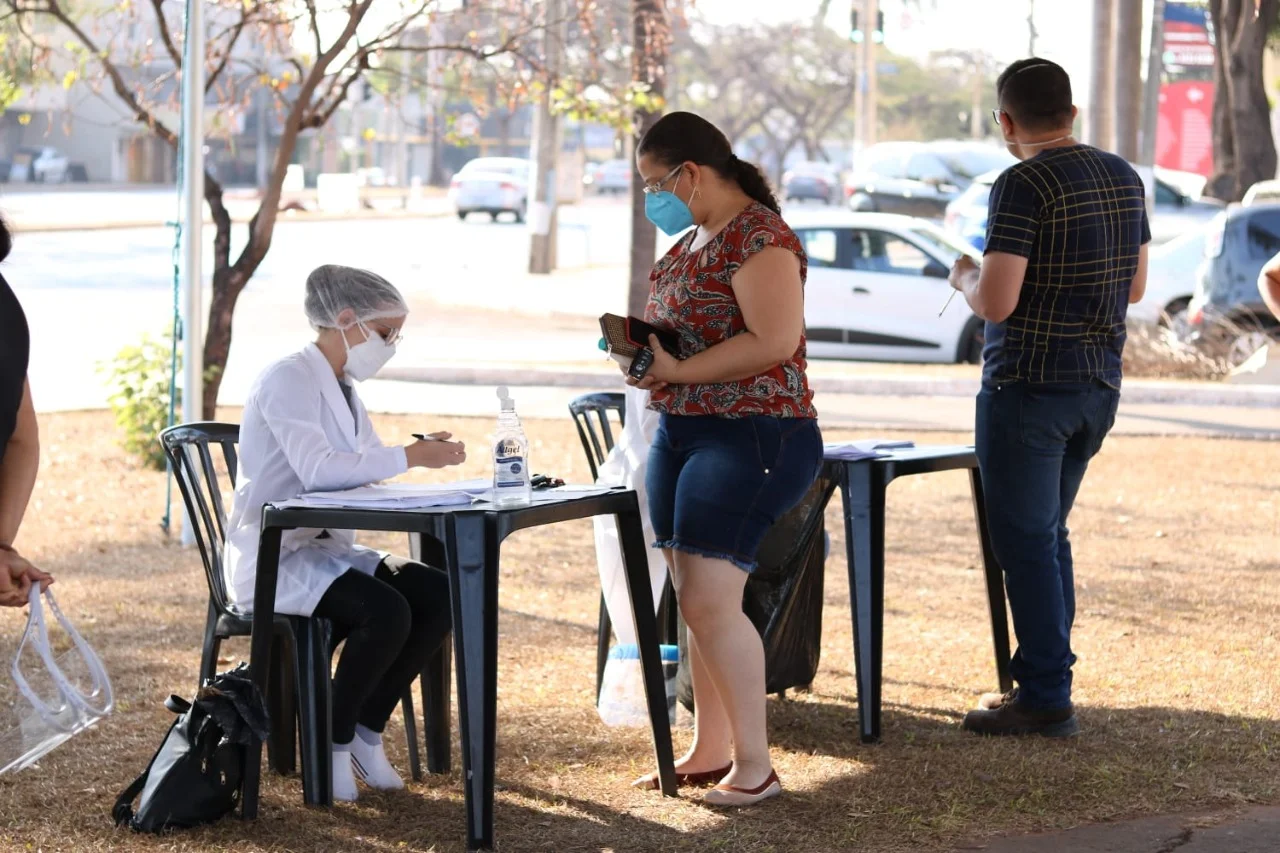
[677,472,837,710]
[112,664,270,833]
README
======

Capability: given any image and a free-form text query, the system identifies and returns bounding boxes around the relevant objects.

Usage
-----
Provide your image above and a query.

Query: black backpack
[113,665,269,833]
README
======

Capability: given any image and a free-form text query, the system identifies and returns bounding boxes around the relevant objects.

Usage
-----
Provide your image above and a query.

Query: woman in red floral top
[625,112,822,807]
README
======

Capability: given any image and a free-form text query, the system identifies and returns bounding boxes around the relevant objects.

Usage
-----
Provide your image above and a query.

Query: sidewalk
[380,359,1280,410]
[0,184,454,232]
[353,376,1280,440]
[962,806,1279,852]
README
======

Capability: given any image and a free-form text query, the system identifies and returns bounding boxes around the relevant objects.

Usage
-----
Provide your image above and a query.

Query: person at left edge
[0,215,55,608]
[224,264,465,803]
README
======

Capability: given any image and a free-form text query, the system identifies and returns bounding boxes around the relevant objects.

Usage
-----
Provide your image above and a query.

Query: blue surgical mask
[644,171,695,236]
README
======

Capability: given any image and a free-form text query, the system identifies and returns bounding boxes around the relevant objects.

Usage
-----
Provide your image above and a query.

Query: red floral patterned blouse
[645,202,817,418]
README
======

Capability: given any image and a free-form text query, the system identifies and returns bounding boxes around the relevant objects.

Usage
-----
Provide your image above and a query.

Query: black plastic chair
[568,393,678,698]
[161,422,447,797]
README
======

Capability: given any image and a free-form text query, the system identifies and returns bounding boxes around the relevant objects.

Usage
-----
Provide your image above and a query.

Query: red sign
[1156,81,1214,177]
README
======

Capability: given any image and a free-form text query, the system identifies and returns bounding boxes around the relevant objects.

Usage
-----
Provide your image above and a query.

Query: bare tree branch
[7,0,178,145]
[147,0,182,69]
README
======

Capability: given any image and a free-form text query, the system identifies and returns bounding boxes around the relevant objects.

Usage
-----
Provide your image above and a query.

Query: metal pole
[180,0,204,546]
[1140,0,1165,215]
[1028,0,1038,55]
[529,0,562,275]
[1089,0,1115,149]
[1140,0,1166,166]
[1114,0,1145,161]
[865,0,879,148]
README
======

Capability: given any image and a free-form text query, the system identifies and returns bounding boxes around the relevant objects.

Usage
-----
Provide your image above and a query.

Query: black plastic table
[241,488,677,852]
[827,445,1013,742]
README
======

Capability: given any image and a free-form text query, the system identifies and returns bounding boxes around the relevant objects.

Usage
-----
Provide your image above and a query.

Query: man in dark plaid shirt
[949,58,1150,738]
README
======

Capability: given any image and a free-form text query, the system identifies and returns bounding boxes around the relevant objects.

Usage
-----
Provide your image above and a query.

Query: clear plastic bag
[596,643,681,728]
[0,585,113,775]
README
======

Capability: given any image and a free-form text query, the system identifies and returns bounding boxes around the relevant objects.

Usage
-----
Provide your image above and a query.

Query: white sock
[332,746,359,802]
[355,723,382,746]
[351,734,405,791]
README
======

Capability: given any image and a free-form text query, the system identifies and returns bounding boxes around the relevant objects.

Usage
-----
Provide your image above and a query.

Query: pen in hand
[939,289,958,317]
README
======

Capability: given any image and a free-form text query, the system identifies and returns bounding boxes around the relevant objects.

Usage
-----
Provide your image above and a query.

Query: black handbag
[112,665,269,833]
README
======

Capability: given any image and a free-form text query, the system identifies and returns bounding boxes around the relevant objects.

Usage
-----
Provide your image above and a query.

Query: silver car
[449,157,531,222]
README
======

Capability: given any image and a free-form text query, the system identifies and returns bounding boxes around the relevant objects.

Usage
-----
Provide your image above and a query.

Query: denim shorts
[646,414,824,573]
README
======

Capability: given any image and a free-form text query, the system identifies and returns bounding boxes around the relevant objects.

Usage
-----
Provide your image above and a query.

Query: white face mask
[342,321,397,382]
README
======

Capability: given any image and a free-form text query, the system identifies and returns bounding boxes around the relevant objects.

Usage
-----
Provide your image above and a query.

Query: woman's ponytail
[727,155,781,215]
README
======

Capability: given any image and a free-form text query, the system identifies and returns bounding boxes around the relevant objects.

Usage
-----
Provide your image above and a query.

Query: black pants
[313,555,451,744]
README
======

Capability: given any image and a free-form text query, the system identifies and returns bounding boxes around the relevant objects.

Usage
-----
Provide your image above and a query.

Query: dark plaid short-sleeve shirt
[982,144,1151,388]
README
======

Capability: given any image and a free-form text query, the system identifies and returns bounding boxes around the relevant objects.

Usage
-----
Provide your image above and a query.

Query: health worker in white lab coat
[224,264,466,802]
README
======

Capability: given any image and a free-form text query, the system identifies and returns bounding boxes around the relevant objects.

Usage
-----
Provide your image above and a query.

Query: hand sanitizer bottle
[492,386,532,507]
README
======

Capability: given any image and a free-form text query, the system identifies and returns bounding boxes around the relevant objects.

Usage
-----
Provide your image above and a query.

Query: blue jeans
[646,414,823,572]
[976,381,1120,710]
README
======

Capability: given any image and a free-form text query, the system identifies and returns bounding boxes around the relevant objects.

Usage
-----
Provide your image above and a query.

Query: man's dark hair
[996,58,1074,133]
[0,215,10,263]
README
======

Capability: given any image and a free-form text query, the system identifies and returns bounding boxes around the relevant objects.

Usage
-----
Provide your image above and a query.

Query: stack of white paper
[525,485,618,504]
[823,439,916,462]
[281,479,492,510]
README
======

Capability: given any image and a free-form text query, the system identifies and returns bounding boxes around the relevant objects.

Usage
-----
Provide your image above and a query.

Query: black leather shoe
[963,697,1079,738]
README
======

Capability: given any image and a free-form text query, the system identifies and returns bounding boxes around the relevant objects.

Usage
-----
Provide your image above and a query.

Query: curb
[379,365,1280,408]
[11,207,453,234]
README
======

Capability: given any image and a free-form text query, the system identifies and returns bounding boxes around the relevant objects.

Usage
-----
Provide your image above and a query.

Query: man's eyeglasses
[641,164,684,195]
[991,108,1005,127]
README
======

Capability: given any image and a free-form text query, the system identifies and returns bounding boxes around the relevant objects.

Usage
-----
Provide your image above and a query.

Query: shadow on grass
[157,696,1278,853]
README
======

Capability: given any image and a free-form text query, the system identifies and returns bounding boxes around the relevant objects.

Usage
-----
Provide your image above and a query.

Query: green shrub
[100,334,179,471]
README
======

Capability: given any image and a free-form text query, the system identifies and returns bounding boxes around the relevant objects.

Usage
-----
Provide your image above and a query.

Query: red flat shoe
[631,763,733,790]
[702,769,782,807]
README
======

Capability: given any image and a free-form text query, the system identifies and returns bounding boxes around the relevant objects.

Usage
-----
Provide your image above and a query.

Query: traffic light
[849,8,885,44]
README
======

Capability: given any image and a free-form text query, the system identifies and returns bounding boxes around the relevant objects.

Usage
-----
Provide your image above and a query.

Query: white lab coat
[224,344,408,617]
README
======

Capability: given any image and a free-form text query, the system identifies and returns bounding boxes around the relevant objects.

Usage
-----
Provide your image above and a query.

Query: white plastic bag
[0,585,113,775]
[593,387,675,726]
[597,642,682,727]
[592,386,667,647]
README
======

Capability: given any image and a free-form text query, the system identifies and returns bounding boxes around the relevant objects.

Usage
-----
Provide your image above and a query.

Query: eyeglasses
[366,322,403,346]
[991,108,1005,127]
[641,164,684,195]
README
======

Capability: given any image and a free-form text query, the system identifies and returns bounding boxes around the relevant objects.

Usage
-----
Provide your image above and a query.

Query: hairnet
[303,264,408,330]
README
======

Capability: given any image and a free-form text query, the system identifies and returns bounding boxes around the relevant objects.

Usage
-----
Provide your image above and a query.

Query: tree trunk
[1088,0,1115,149]
[1205,0,1277,201]
[1225,0,1278,199]
[1205,0,1237,199]
[1112,0,1143,161]
[628,0,669,319]
[200,177,236,419]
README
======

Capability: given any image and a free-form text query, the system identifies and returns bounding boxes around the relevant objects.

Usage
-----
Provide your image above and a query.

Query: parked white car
[449,157,531,222]
[1127,226,1206,330]
[14,147,69,183]
[787,211,986,363]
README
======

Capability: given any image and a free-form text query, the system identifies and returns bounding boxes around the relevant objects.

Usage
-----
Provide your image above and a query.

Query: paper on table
[281,479,492,509]
[524,485,619,504]
[823,439,916,462]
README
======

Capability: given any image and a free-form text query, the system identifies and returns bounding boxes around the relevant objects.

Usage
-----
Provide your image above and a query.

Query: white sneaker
[332,749,359,802]
[350,737,405,791]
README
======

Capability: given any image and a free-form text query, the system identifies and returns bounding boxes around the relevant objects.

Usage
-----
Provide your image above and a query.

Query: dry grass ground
[1,410,1277,853]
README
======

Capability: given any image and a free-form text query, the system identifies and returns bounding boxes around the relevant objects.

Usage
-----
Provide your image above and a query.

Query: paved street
[9,195,1278,442]
[11,200,649,411]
